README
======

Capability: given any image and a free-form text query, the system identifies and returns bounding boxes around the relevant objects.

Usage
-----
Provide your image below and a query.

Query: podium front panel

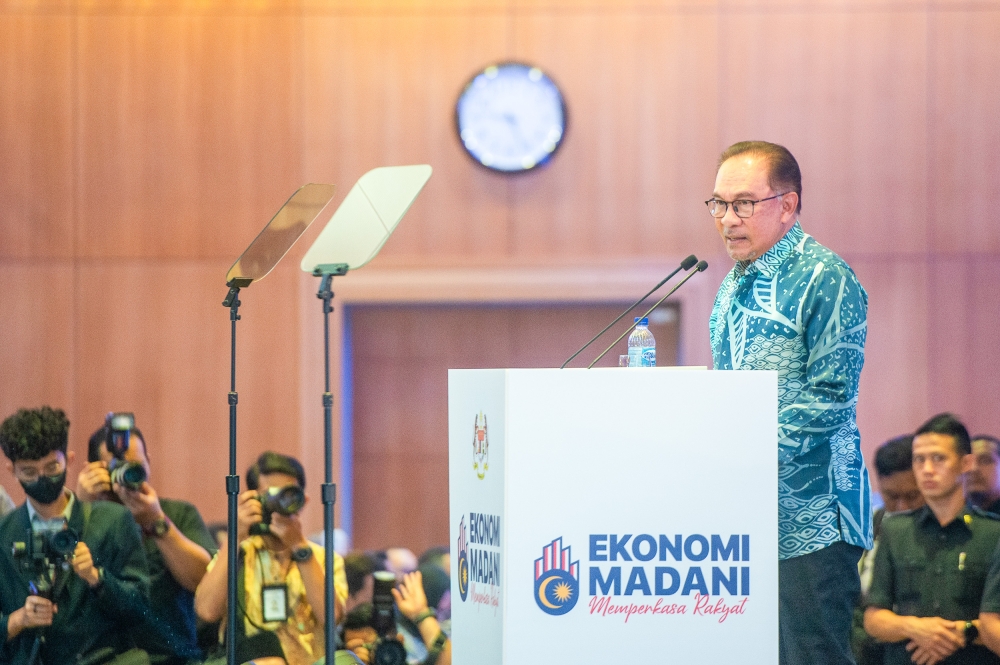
[449,368,778,665]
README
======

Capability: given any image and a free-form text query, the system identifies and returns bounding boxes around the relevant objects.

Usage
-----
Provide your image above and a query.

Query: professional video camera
[11,527,80,599]
[248,483,306,536]
[104,412,147,491]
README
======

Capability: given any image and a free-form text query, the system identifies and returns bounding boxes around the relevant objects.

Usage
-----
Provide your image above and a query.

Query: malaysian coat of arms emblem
[473,411,489,480]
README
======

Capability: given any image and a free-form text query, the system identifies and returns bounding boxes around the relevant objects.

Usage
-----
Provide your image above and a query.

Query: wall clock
[455,62,566,173]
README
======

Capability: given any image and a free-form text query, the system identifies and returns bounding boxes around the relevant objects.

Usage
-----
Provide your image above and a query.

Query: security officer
[864,414,1000,664]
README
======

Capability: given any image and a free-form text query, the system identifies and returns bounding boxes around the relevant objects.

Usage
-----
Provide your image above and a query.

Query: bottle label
[628,347,655,367]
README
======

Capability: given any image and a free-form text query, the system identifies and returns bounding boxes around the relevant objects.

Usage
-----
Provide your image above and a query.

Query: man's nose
[720,204,742,227]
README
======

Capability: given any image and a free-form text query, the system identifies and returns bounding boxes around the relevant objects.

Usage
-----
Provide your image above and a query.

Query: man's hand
[268,511,307,550]
[12,596,56,633]
[75,461,112,502]
[236,490,262,542]
[72,541,102,588]
[392,570,429,621]
[903,617,965,663]
[345,626,403,665]
[114,481,164,530]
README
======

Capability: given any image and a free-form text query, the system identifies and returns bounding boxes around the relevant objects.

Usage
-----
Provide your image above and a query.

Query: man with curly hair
[0,406,152,664]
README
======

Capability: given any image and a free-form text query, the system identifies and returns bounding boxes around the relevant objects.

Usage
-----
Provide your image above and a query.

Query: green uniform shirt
[867,504,1000,665]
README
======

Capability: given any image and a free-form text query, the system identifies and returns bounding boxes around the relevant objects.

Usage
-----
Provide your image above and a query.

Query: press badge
[262,584,289,623]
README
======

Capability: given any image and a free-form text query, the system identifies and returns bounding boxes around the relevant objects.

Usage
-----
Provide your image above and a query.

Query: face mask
[20,470,67,505]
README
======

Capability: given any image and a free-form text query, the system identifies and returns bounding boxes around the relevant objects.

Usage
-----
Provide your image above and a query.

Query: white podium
[448,368,779,665]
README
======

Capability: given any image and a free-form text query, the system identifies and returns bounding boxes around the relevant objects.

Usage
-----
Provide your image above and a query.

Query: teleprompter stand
[220,183,336,665]
[314,262,348,658]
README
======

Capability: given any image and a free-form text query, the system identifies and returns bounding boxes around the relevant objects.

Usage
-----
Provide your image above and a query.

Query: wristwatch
[144,516,171,538]
[291,545,313,563]
[965,621,979,644]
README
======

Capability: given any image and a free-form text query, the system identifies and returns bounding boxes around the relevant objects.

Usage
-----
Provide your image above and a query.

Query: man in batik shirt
[707,141,871,665]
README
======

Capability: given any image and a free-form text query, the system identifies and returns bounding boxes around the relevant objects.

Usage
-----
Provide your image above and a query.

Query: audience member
[77,417,215,663]
[853,435,925,665]
[343,570,451,665]
[864,413,1000,665]
[345,551,377,613]
[194,450,347,665]
[968,435,1000,515]
[0,406,152,663]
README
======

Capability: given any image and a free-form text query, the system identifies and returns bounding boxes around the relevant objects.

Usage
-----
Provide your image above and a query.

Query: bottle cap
[633,317,649,326]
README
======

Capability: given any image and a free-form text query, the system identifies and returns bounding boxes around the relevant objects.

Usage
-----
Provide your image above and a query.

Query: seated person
[194,451,346,665]
[864,413,1000,664]
[343,570,450,665]
[853,435,925,665]
[0,406,151,664]
[77,416,215,664]
[968,435,1000,515]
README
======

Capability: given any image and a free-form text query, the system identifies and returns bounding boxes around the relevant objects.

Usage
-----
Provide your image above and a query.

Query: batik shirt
[709,221,872,560]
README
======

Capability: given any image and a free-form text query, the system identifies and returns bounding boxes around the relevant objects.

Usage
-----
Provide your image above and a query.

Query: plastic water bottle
[627,318,655,367]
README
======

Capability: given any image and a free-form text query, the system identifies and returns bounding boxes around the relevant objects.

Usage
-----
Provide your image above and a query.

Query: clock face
[456,63,566,173]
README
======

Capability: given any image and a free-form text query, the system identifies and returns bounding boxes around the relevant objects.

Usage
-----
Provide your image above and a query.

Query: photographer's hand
[72,541,102,588]
[7,596,56,639]
[75,461,112,502]
[268,512,307,551]
[393,570,428,621]
[237,490,262,542]
[114,480,164,529]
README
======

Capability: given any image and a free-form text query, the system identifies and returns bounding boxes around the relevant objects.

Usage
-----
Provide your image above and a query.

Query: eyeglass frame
[704,193,787,219]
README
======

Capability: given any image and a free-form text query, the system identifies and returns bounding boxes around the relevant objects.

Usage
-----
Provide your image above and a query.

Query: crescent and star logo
[457,515,469,601]
[473,412,489,480]
[534,537,579,616]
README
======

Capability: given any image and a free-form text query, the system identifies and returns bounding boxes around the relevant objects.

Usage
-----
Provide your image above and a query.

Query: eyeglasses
[705,194,784,219]
[15,459,64,483]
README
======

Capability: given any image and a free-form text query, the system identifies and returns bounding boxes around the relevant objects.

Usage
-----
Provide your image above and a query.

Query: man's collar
[26,489,75,526]
[915,502,974,530]
[733,221,806,279]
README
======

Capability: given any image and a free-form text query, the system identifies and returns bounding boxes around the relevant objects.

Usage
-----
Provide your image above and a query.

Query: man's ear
[961,453,975,475]
[67,450,76,467]
[781,192,799,225]
[4,461,12,475]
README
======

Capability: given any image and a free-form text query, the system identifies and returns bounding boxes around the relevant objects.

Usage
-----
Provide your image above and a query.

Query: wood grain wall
[2,0,998,546]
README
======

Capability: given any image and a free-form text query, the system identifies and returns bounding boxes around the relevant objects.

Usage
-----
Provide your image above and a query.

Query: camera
[104,412,147,491]
[11,528,80,599]
[248,483,306,536]
[369,571,408,665]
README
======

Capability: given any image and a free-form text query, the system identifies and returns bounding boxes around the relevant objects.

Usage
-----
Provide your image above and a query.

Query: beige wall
[2,0,999,537]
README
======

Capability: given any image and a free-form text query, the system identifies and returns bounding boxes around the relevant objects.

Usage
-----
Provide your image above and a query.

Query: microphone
[587,260,708,369]
[560,255,698,369]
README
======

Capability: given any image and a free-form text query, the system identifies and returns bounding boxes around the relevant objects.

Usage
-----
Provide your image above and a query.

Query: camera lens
[49,529,79,557]
[110,461,147,491]
[262,484,305,517]
[372,640,407,665]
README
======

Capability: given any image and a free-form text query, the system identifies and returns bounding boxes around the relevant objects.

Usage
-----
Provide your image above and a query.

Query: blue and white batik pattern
[710,221,873,560]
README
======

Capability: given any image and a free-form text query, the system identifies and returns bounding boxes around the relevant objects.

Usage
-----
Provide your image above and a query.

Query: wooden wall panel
[75,14,304,260]
[0,263,76,506]
[848,255,931,461]
[928,11,1000,253]
[718,10,928,256]
[509,12,720,261]
[302,15,512,265]
[927,255,1000,438]
[0,15,74,259]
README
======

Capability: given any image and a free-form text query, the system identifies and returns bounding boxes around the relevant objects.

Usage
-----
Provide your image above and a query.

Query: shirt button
[939,534,947,541]
[934,601,942,611]
[936,567,943,575]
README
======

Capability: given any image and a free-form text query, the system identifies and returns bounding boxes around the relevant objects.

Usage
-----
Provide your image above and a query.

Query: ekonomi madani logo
[534,537,579,615]
[457,515,469,601]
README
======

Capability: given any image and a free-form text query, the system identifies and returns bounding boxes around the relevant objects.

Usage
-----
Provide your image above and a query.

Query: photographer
[76,415,215,663]
[194,451,347,665]
[343,570,451,665]
[0,406,151,664]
